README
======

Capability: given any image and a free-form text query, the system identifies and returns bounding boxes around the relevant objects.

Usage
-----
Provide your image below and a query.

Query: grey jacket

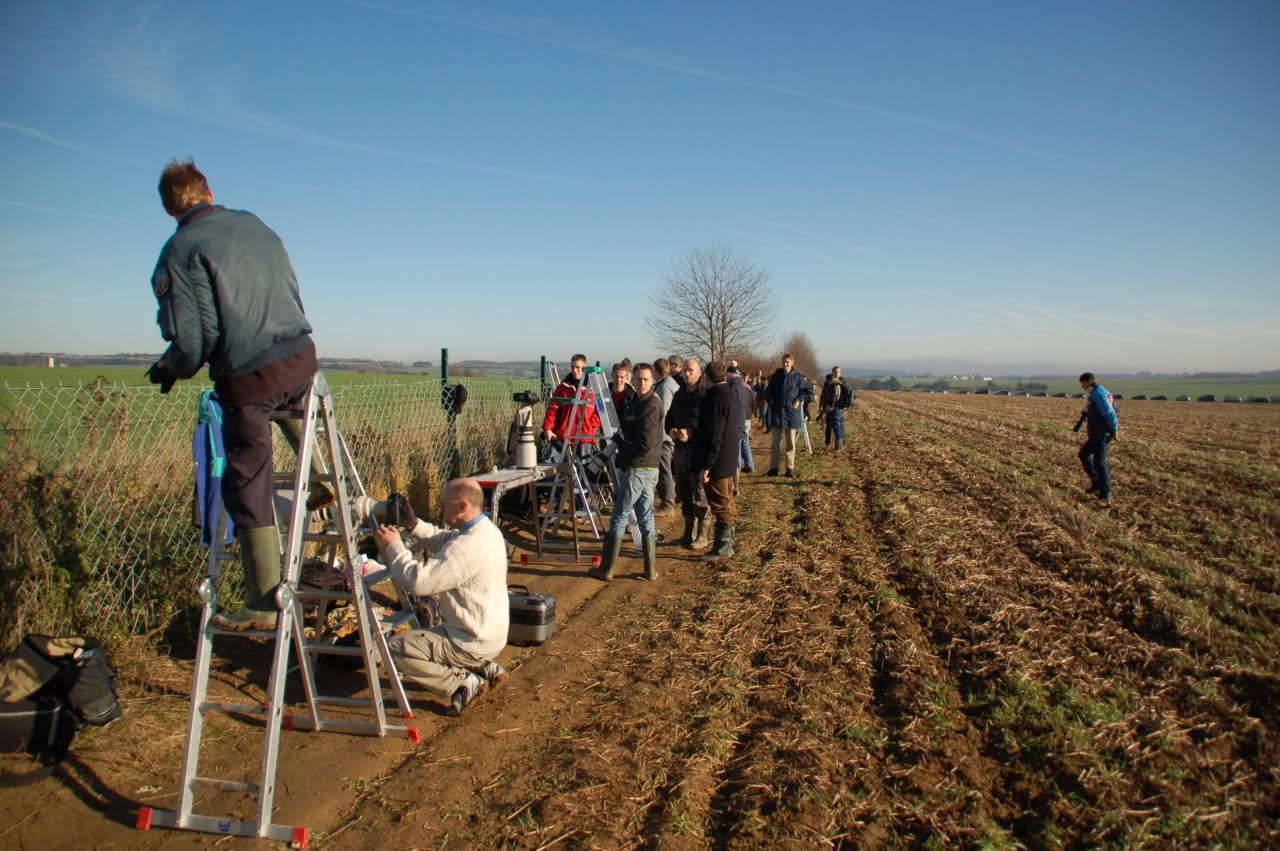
[151,203,312,380]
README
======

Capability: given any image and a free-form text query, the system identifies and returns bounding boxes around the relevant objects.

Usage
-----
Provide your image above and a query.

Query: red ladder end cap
[291,825,309,848]
[407,726,422,744]
[135,807,153,830]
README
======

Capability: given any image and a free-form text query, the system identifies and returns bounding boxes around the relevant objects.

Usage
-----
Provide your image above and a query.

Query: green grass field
[0,365,444,387]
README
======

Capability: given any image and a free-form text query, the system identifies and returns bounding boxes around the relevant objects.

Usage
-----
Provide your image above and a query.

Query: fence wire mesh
[0,374,539,649]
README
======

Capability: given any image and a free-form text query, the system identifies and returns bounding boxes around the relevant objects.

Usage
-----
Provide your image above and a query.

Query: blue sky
[2,1,1277,373]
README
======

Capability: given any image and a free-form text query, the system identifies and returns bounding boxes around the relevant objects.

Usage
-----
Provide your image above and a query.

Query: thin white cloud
[0,198,118,221]
[0,121,78,149]
[775,222,878,257]
[68,3,586,185]
[329,0,1030,152]
[756,236,840,266]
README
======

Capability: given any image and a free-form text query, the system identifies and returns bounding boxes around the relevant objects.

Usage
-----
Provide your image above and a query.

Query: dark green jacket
[151,203,312,380]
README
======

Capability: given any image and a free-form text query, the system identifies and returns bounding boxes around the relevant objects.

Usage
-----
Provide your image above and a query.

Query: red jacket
[543,378,601,442]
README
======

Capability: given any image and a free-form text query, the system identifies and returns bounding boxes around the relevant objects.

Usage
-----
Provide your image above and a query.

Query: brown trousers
[704,476,737,527]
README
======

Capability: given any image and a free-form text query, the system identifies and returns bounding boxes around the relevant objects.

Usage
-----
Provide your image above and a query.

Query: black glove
[386,492,417,530]
[146,360,176,394]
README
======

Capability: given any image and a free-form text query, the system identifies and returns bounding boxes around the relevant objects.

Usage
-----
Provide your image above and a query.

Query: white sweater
[380,515,509,658]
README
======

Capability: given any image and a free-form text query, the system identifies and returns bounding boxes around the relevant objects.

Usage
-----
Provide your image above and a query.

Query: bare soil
[3,393,1278,849]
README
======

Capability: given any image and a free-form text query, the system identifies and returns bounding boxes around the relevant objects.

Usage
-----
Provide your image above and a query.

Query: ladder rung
[201,700,267,716]
[315,695,378,707]
[304,644,364,657]
[272,471,336,486]
[381,611,417,630]
[295,588,354,602]
[302,532,347,544]
[209,627,277,639]
[192,776,260,794]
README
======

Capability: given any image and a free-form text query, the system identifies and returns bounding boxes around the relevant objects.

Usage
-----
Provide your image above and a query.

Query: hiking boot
[480,660,509,690]
[702,524,735,563]
[449,672,486,717]
[212,606,278,632]
[765,468,779,477]
[641,535,658,581]
[690,517,711,550]
[588,533,622,581]
[784,469,797,479]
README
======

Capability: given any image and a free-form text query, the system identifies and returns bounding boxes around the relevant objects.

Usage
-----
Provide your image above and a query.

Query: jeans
[1078,434,1112,498]
[609,465,658,537]
[824,410,845,446]
[739,422,754,472]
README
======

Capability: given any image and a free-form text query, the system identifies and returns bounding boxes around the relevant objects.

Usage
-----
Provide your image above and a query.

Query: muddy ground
[2,393,1277,849]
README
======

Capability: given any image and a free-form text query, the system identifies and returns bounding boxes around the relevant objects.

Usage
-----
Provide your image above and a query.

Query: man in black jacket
[148,159,321,632]
[693,361,745,562]
[818,366,854,450]
[665,357,710,548]
[590,364,664,581]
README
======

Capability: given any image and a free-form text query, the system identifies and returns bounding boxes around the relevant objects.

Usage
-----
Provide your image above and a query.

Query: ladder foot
[291,825,310,848]
[407,726,422,744]
[135,807,153,830]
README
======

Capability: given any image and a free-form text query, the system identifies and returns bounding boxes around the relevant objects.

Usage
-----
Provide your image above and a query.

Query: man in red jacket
[542,353,600,449]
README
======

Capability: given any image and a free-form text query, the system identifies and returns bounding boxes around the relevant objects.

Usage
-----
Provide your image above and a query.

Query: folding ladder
[137,373,420,848]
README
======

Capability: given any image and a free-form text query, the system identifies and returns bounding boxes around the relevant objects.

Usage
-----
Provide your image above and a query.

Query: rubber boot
[702,524,735,562]
[213,526,282,631]
[277,417,334,511]
[588,533,622,581]
[690,513,711,550]
[642,535,658,581]
[678,517,696,547]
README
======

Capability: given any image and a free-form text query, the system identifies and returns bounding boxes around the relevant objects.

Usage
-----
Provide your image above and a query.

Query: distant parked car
[1033,391,1048,397]
[1151,395,1168,400]
[1197,394,1216,402]
[1072,393,1085,399]
[975,389,990,395]
[1176,395,1191,401]
[1112,393,1124,400]
[1224,395,1241,403]
[1247,396,1271,404]
[1131,394,1147,400]
[1053,392,1068,398]
[996,390,1011,396]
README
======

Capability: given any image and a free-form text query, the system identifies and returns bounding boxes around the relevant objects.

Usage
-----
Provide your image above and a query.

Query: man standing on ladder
[145,159,321,632]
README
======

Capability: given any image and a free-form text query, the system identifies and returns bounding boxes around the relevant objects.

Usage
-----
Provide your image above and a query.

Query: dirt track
[3,393,1278,848]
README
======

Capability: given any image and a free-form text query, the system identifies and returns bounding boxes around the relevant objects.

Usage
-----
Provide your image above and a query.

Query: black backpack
[0,635,122,786]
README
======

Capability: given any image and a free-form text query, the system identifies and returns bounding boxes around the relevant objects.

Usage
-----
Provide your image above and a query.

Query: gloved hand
[386,492,417,530]
[146,360,176,394]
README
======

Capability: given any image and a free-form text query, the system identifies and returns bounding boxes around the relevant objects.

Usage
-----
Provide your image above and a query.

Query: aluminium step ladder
[137,373,420,848]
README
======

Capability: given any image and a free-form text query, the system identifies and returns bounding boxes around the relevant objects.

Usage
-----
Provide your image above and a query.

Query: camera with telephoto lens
[512,390,539,405]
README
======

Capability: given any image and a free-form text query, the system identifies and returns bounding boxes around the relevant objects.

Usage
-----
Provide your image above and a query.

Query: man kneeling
[372,478,508,716]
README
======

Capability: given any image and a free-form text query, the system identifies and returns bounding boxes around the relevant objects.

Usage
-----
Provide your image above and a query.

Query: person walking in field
[1076,372,1119,505]
[819,366,854,450]
[764,353,813,478]
[146,159,323,632]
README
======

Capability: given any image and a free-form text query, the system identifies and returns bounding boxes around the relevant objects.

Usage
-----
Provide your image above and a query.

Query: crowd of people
[146,158,1119,721]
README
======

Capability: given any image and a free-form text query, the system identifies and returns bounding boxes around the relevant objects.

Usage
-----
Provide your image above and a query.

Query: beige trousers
[770,428,797,472]
[387,627,488,701]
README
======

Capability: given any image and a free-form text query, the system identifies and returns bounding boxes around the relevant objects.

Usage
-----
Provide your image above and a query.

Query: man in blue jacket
[147,159,320,631]
[765,354,813,478]
[1076,372,1119,505]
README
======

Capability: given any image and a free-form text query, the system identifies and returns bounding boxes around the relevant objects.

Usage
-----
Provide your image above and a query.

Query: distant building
[46,356,56,368]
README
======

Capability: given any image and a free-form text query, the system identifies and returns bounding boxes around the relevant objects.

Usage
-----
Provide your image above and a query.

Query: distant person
[652,357,679,514]
[726,365,755,483]
[692,361,745,561]
[765,353,813,478]
[819,366,854,450]
[373,478,508,716]
[589,363,663,582]
[1075,372,1119,505]
[666,356,710,548]
[147,159,322,632]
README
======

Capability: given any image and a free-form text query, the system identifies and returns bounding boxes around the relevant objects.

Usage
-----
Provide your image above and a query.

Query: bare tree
[647,245,775,364]
[780,331,821,383]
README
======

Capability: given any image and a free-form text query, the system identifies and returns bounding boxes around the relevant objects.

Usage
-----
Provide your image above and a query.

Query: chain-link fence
[0,375,540,650]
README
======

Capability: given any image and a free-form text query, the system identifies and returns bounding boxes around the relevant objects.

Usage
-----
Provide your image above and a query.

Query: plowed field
[4,393,1277,849]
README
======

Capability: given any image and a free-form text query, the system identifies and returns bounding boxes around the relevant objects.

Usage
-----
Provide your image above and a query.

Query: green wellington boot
[588,533,623,582]
[690,514,711,550]
[641,535,658,580]
[678,517,696,547]
[213,526,282,631]
[702,524,736,563]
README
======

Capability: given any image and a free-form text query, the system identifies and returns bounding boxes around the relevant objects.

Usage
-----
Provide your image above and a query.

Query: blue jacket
[1085,384,1119,437]
[193,391,234,547]
[765,368,813,429]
